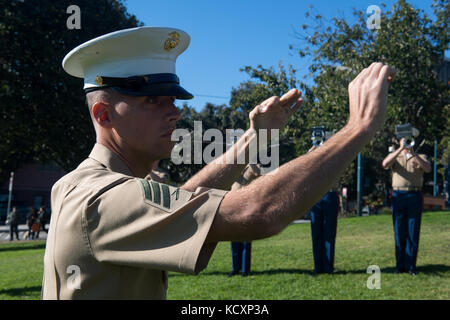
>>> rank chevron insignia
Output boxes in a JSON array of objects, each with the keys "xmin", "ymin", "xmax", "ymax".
[{"xmin": 138, "ymin": 178, "xmax": 171, "ymax": 209}]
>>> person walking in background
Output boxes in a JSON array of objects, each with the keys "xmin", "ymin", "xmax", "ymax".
[
  {"xmin": 26, "ymin": 207, "xmax": 38, "ymax": 240},
  {"xmin": 7, "ymin": 206, "xmax": 20, "ymax": 241},
  {"xmin": 36, "ymin": 205, "xmax": 49, "ymax": 238},
  {"xmin": 228, "ymin": 164, "xmax": 262, "ymax": 277}
]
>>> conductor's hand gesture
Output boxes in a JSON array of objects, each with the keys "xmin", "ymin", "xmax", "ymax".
[
  {"xmin": 249, "ymin": 88, "xmax": 303, "ymax": 132},
  {"xmin": 347, "ymin": 62, "xmax": 394, "ymax": 137}
]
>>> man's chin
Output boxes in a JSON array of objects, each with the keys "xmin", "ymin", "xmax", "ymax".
[{"xmin": 153, "ymin": 142, "xmax": 175, "ymax": 159}]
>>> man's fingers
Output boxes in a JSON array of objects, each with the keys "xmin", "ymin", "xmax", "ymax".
[
  {"xmin": 353, "ymin": 63, "xmax": 395, "ymax": 85},
  {"xmin": 258, "ymin": 96, "xmax": 279, "ymax": 113},
  {"xmin": 352, "ymin": 67, "xmax": 369, "ymax": 83},
  {"xmin": 259, "ymin": 89, "xmax": 301, "ymax": 113},
  {"xmin": 379, "ymin": 65, "xmax": 395, "ymax": 83},
  {"xmin": 279, "ymin": 88, "xmax": 301, "ymax": 106},
  {"xmin": 289, "ymin": 98, "xmax": 303, "ymax": 114},
  {"xmin": 280, "ymin": 89, "xmax": 302, "ymax": 116},
  {"xmin": 369, "ymin": 62, "xmax": 384, "ymax": 78}
]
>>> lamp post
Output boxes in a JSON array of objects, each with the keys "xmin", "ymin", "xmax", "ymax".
[
  {"xmin": 6, "ymin": 172, "xmax": 14, "ymax": 221},
  {"xmin": 357, "ymin": 153, "xmax": 363, "ymax": 216},
  {"xmin": 434, "ymin": 140, "xmax": 438, "ymax": 196}
]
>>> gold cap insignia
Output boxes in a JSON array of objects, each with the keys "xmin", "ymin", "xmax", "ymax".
[
  {"xmin": 164, "ymin": 32, "xmax": 180, "ymax": 51},
  {"xmin": 95, "ymin": 76, "xmax": 103, "ymax": 85}
]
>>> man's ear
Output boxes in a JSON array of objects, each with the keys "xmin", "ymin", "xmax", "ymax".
[{"xmin": 92, "ymin": 102, "xmax": 113, "ymax": 128}]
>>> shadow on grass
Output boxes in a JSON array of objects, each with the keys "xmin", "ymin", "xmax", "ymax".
[
  {"xmin": 170, "ymin": 269, "xmax": 316, "ymax": 277},
  {"xmin": 171, "ymin": 264, "xmax": 450, "ymax": 277},
  {"xmin": 0, "ymin": 242, "xmax": 46, "ymax": 253},
  {"xmin": 333, "ymin": 265, "xmax": 450, "ymax": 275},
  {"xmin": 416, "ymin": 264, "xmax": 450, "ymax": 275},
  {"xmin": 0, "ymin": 285, "xmax": 41, "ymax": 297}
]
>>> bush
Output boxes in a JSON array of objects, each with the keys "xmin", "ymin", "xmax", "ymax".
[{"xmin": 378, "ymin": 207, "xmax": 392, "ymax": 215}]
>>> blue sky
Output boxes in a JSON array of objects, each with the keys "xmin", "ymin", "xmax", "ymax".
[{"xmin": 124, "ymin": 0, "xmax": 439, "ymax": 111}]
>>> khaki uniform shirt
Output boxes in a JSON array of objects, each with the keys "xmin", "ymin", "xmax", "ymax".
[
  {"xmin": 42, "ymin": 143, "xmax": 227, "ymax": 299},
  {"xmin": 389, "ymin": 151, "xmax": 427, "ymax": 188}
]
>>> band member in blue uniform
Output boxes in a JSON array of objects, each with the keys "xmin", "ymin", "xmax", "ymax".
[
  {"xmin": 382, "ymin": 137, "xmax": 431, "ymax": 275},
  {"xmin": 307, "ymin": 132, "xmax": 340, "ymax": 275}
]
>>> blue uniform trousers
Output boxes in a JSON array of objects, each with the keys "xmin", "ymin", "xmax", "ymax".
[
  {"xmin": 309, "ymin": 191, "xmax": 339, "ymax": 274},
  {"xmin": 230, "ymin": 242, "xmax": 251, "ymax": 274},
  {"xmin": 391, "ymin": 190, "xmax": 422, "ymax": 273}
]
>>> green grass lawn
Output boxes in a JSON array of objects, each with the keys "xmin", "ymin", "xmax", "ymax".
[{"xmin": 0, "ymin": 211, "xmax": 449, "ymax": 300}]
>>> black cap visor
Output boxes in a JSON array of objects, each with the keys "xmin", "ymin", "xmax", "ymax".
[
  {"xmin": 111, "ymin": 82, "xmax": 193, "ymax": 100},
  {"xmin": 85, "ymin": 73, "xmax": 193, "ymax": 100}
]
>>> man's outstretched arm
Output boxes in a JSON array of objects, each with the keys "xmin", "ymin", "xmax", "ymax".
[
  {"xmin": 207, "ymin": 62, "xmax": 394, "ymax": 242},
  {"xmin": 181, "ymin": 89, "xmax": 303, "ymax": 192}
]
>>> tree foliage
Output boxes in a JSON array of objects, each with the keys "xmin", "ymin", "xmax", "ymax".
[
  {"xmin": 231, "ymin": 0, "xmax": 448, "ymax": 202},
  {"xmin": 289, "ymin": 0, "xmax": 448, "ymax": 199},
  {"xmin": 0, "ymin": 0, "xmax": 141, "ymax": 183},
  {"xmin": 1, "ymin": 0, "xmax": 448, "ymax": 202}
]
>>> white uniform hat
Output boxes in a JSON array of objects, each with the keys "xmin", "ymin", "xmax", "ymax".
[{"xmin": 62, "ymin": 26, "xmax": 193, "ymax": 99}]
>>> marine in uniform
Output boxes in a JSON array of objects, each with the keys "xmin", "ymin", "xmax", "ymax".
[
  {"xmin": 228, "ymin": 164, "xmax": 262, "ymax": 277},
  {"xmin": 307, "ymin": 145, "xmax": 340, "ymax": 274},
  {"xmin": 382, "ymin": 138, "xmax": 431, "ymax": 275},
  {"xmin": 42, "ymin": 26, "xmax": 394, "ymax": 299},
  {"xmin": 42, "ymin": 27, "xmax": 229, "ymax": 299}
]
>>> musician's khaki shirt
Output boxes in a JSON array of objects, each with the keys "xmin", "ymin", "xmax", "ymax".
[
  {"xmin": 42, "ymin": 143, "xmax": 226, "ymax": 299},
  {"xmin": 389, "ymin": 151, "xmax": 428, "ymax": 188}
]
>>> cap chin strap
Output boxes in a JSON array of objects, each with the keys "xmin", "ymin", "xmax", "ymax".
[
  {"xmin": 93, "ymin": 73, "xmax": 180, "ymax": 88},
  {"xmin": 84, "ymin": 73, "xmax": 193, "ymax": 99}
]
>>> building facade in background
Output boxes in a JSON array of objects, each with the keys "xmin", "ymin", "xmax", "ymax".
[{"xmin": 0, "ymin": 163, "xmax": 66, "ymax": 221}]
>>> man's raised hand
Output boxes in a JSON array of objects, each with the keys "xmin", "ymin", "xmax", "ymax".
[
  {"xmin": 249, "ymin": 88, "xmax": 303, "ymax": 132},
  {"xmin": 347, "ymin": 62, "xmax": 394, "ymax": 137}
]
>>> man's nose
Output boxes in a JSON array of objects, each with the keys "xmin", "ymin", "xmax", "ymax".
[{"xmin": 166, "ymin": 102, "xmax": 181, "ymax": 123}]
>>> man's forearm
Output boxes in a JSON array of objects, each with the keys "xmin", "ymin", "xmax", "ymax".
[
  {"xmin": 209, "ymin": 123, "xmax": 373, "ymax": 242},
  {"xmin": 181, "ymin": 128, "xmax": 258, "ymax": 191},
  {"xmin": 207, "ymin": 62, "xmax": 394, "ymax": 242},
  {"xmin": 382, "ymin": 147, "xmax": 402, "ymax": 168},
  {"xmin": 231, "ymin": 123, "xmax": 372, "ymax": 238}
]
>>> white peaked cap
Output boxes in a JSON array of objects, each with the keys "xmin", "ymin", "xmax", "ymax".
[{"xmin": 62, "ymin": 26, "xmax": 193, "ymax": 99}]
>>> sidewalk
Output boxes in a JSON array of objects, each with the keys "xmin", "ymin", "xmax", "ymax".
[
  {"xmin": 0, "ymin": 224, "xmax": 49, "ymax": 242},
  {"xmin": 292, "ymin": 219, "xmax": 310, "ymax": 224}
]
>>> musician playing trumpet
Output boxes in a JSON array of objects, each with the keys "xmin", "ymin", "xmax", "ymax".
[{"xmin": 382, "ymin": 136, "xmax": 431, "ymax": 276}]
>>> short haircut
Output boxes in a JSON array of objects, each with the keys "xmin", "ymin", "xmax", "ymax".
[{"xmin": 85, "ymin": 88, "xmax": 115, "ymax": 111}]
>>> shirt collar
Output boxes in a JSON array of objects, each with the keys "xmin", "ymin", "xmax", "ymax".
[
  {"xmin": 88, "ymin": 143, "xmax": 134, "ymax": 176},
  {"xmin": 401, "ymin": 150, "xmax": 414, "ymax": 161}
]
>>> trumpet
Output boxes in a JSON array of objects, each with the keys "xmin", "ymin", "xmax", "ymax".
[
  {"xmin": 311, "ymin": 126, "xmax": 334, "ymax": 147},
  {"xmin": 395, "ymin": 123, "xmax": 419, "ymax": 150},
  {"xmin": 312, "ymin": 136, "xmax": 325, "ymax": 147},
  {"xmin": 403, "ymin": 136, "xmax": 415, "ymax": 149}
]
